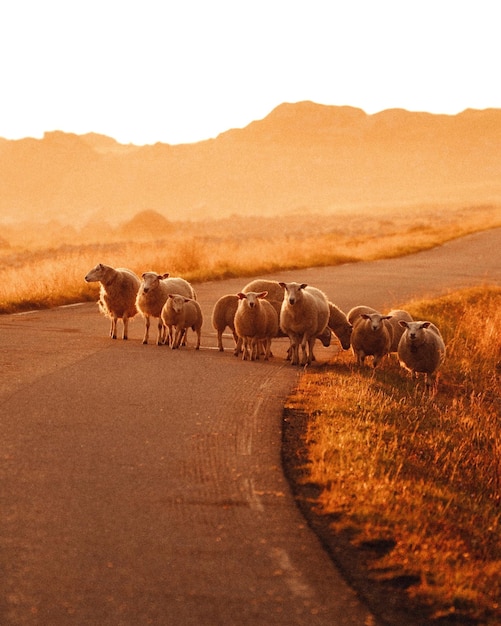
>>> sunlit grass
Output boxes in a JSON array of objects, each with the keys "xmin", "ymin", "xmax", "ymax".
[
  {"xmin": 1, "ymin": 202, "xmax": 500, "ymax": 314},
  {"xmin": 285, "ymin": 286, "xmax": 501, "ymax": 623}
]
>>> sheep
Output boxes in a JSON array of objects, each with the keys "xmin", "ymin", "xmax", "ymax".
[
  {"xmin": 84, "ymin": 263, "xmax": 141, "ymax": 340},
  {"xmin": 328, "ymin": 301, "xmax": 352, "ymax": 350},
  {"xmin": 386, "ymin": 309, "xmax": 414, "ymax": 352},
  {"xmin": 211, "ymin": 294, "xmax": 239, "ymax": 351},
  {"xmin": 243, "ymin": 279, "xmax": 342, "ymax": 355},
  {"xmin": 136, "ymin": 272, "xmax": 196, "ymax": 345},
  {"xmin": 279, "ymin": 282, "xmax": 329, "ymax": 366},
  {"xmin": 234, "ymin": 291, "xmax": 279, "ymax": 361},
  {"xmin": 350, "ymin": 310, "xmax": 394, "ymax": 367},
  {"xmin": 397, "ymin": 320, "xmax": 446, "ymax": 386},
  {"xmin": 161, "ymin": 294, "xmax": 203, "ymax": 350}
]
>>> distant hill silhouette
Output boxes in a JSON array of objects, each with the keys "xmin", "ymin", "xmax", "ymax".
[{"xmin": 1, "ymin": 102, "xmax": 500, "ymax": 225}]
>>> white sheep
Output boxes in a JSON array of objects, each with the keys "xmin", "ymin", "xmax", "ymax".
[
  {"xmin": 84, "ymin": 263, "xmax": 141, "ymax": 340},
  {"xmin": 386, "ymin": 309, "xmax": 414, "ymax": 352},
  {"xmin": 136, "ymin": 272, "xmax": 196, "ymax": 345},
  {"xmin": 279, "ymin": 282, "xmax": 330, "ymax": 366},
  {"xmin": 161, "ymin": 294, "xmax": 203, "ymax": 350},
  {"xmin": 211, "ymin": 294, "xmax": 239, "ymax": 351},
  {"xmin": 328, "ymin": 301, "xmax": 352, "ymax": 350},
  {"xmin": 234, "ymin": 291, "xmax": 279, "ymax": 361},
  {"xmin": 397, "ymin": 320, "xmax": 446, "ymax": 386},
  {"xmin": 350, "ymin": 310, "xmax": 394, "ymax": 367}
]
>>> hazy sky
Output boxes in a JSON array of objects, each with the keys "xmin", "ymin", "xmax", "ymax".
[{"xmin": 1, "ymin": 1, "xmax": 499, "ymax": 145}]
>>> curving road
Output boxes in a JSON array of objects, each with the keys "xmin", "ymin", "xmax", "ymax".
[{"xmin": 1, "ymin": 228, "xmax": 500, "ymax": 625}]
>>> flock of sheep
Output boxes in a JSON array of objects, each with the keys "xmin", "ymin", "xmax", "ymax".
[{"xmin": 84, "ymin": 263, "xmax": 446, "ymax": 386}]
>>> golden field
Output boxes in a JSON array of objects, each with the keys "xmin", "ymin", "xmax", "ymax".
[{"xmin": 0, "ymin": 202, "xmax": 499, "ymax": 314}]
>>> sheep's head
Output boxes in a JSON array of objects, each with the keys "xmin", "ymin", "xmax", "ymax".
[
  {"xmin": 85, "ymin": 262, "xmax": 109, "ymax": 283},
  {"xmin": 399, "ymin": 320, "xmax": 431, "ymax": 344},
  {"xmin": 279, "ymin": 282, "xmax": 307, "ymax": 305},
  {"xmin": 361, "ymin": 313, "xmax": 392, "ymax": 331},
  {"xmin": 141, "ymin": 272, "xmax": 168, "ymax": 293},
  {"xmin": 167, "ymin": 293, "xmax": 189, "ymax": 313},
  {"xmin": 237, "ymin": 291, "xmax": 267, "ymax": 308}
]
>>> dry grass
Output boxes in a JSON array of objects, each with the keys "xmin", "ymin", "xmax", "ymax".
[
  {"xmin": 1, "ymin": 202, "xmax": 500, "ymax": 314},
  {"xmin": 285, "ymin": 286, "xmax": 501, "ymax": 624}
]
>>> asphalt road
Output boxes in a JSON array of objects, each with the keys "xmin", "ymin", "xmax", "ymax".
[{"xmin": 1, "ymin": 228, "xmax": 500, "ymax": 625}]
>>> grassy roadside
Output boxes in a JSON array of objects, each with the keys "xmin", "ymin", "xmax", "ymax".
[{"xmin": 283, "ymin": 286, "xmax": 501, "ymax": 625}]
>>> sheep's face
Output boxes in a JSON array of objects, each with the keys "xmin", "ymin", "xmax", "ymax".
[
  {"xmin": 237, "ymin": 291, "xmax": 267, "ymax": 309},
  {"xmin": 279, "ymin": 282, "xmax": 307, "ymax": 306},
  {"xmin": 168, "ymin": 294, "xmax": 187, "ymax": 313},
  {"xmin": 140, "ymin": 272, "xmax": 163, "ymax": 294},
  {"xmin": 85, "ymin": 263, "xmax": 108, "ymax": 283},
  {"xmin": 399, "ymin": 320, "xmax": 431, "ymax": 344},
  {"xmin": 362, "ymin": 313, "xmax": 392, "ymax": 332}
]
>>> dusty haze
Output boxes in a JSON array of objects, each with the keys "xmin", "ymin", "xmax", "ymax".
[{"xmin": 1, "ymin": 101, "xmax": 500, "ymax": 230}]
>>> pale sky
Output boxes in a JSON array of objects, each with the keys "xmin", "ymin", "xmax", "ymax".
[{"xmin": 1, "ymin": 0, "xmax": 499, "ymax": 145}]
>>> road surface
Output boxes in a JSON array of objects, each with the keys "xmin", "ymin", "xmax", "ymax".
[{"xmin": 1, "ymin": 228, "xmax": 500, "ymax": 625}]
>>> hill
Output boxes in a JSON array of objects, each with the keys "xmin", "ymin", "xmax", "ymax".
[{"xmin": 1, "ymin": 102, "xmax": 500, "ymax": 225}]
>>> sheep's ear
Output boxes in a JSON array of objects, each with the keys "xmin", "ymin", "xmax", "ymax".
[
  {"xmin": 300, "ymin": 283, "xmax": 308, "ymax": 290},
  {"xmin": 382, "ymin": 315, "xmax": 392, "ymax": 320},
  {"xmin": 257, "ymin": 291, "xmax": 268, "ymax": 299},
  {"xmin": 398, "ymin": 320, "xmax": 410, "ymax": 328},
  {"xmin": 421, "ymin": 321, "xmax": 431, "ymax": 328},
  {"xmin": 161, "ymin": 273, "xmax": 170, "ymax": 279},
  {"xmin": 279, "ymin": 282, "xmax": 286, "ymax": 289},
  {"xmin": 168, "ymin": 294, "xmax": 174, "ymax": 299},
  {"xmin": 184, "ymin": 298, "xmax": 190, "ymax": 303},
  {"xmin": 361, "ymin": 313, "xmax": 370, "ymax": 319},
  {"xmin": 237, "ymin": 292, "xmax": 246, "ymax": 300},
  {"xmin": 141, "ymin": 272, "xmax": 147, "ymax": 279}
]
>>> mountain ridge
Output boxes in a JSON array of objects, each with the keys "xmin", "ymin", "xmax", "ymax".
[{"xmin": 1, "ymin": 101, "xmax": 500, "ymax": 224}]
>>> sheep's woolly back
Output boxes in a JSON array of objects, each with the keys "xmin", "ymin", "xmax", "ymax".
[
  {"xmin": 211, "ymin": 294, "xmax": 239, "ymax": 332},
  {"xmin": 211, "ymin": 294, "xmax": 239, "ymax": 351},
  {"xmin": 243, "ymin": 279, "xmax": 284, "ymax": 303},
  {"xmin": 397, "ymin": 320, "xmax": 446, "ymax": 376},
  {"xmin": 328, "ymin": 301, "xmax": 352, "ymax": 350},
  {"xmin": 386, "ymin": 309, "xmax": 414, "ymax": 352},
  {"xmin": 347, "ymin": 305, "xmax": 378, "ymax": 326}
]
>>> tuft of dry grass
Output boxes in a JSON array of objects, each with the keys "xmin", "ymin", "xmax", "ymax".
[{"xmin": 285, "ymin": 286, "xmax": 501, "ymax": 624}]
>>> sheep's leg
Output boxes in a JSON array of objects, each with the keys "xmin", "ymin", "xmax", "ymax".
[
  {"xmin": 306, "ymin": 336, "xmax": 316, "ymax": 365},
  {"xmin": 289, "ymin": 335, "xmax": 300, "ymax": 365},
  {"xmin": 234, "ymin": 336, "xmax": 243, "ymax": 357},
  {"xmin": 217, "ymin": 331, "xmax": 224, "ymax": 351},
  {"xmin": 195, "ymin": 328, "xmax": 201, "ymax": 350},
  {"xmin": 156, "ymin": 319, "xmax": 164, "ymax": 346},
  {"xmin": 263, "ymin": 338, "xmax": 272, "ymax": 361},
  {"xmin": 122, "ymin": 314, "xmax": 129, "ymax": 340},
  {"xmin": 172, "ymin": 327, "xmax": 182, "ymax": 349},
  {"xmin": 300, "ymin": 333, "xmax": 310, "ymax": 366},
  {"xmin": 142, "ymin": 316, "xmax": 150, "ymax": 344},
  {"xmin": 110, "ymin": 316, "xmax": 118, "ymax": 339},
  {"xmin": 242, "ymin": 337, "xmax": 250, "ymax": 361}
]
